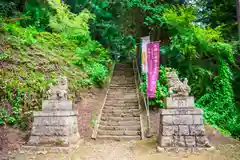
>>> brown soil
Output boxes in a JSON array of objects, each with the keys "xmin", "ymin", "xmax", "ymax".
[{"xmin": 75, "ymin": 87, "xmax": 107, "ymax": 138}]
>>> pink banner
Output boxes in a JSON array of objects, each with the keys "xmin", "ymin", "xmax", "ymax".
[{"xmin": 147, "ymin": 42, "xmax": 160, "ymax": 98}]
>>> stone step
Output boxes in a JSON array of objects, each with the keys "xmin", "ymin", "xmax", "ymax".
[
  {"xmin": 111, "ymin": 79, "xmax": 135, "ymax": 81},
  {"xmin": 110, "ymin": 82, "xmax": 135, "ymax": 85},
  {"xmin": 108, "ymin": 87, "xmax": 136, "ymax": 89},
  {"xmin": 114, "ymin": 66, "xmax": 133, "ymax": 70},
  {"xmin": 113, "ymin": 73, "xmax": 134, "ymax": 75},
  {"xmin": 111, "ymin": 79, "xmax": 135, "ymax": 84},
  {"xmin": 112, "ymin": 72, "xmax": 134, "ymax": 75},
  {"xmin": 106, "ymin": 97, "xmax": 138, "ymax": 101},
  {"xmin": 107, "ymin": 93, "xmax": 136, "ymax": 96},
  {"xmin": 104, "ymin": 102, "xmax": 138, "ymax": 105},
  {"xmin": 112, "ymin": 75, "xmax": 134, "ymax": 77},
  {"xmin": 101, "ymin": 116, "xmax": 140, "ymax": 122},
  {"xmin": 109, "ymin": 83, "xmax": 136, "ymax": 88},
  {"xmin": 104, "ymin": 106, "xmax": 139, "ymax": 110},
  {"xmin": 102, "ymin": 112, "xmax": 140, "ymax": 118},
  {"xmin": 112, "ymin": 76, "xmax": 134, "ymax": 79},
  {"xmin": 99, "ymin": 125, "xmax": 141, "ymax": 131},
  {"xmin": 102, "ymin": 108, "xmax": 139, "ymax": 114},
  {"xmin": 105, "ymin": 100, "xmax": 138, "ymax": 105},
  {"xmin": 111, "ymin": 79, "xmax": 135, "ymax": 85},
  {"xmin": 108, "ymin": 89, "xmax": 136, "ymax": 92},
  {"xmin": 110, "ymin": 84, "xmax": 136, "ymax": 87},
  {"xmin": 113, "ymin": 69, "xmax": 133, "ymax": 72},
  {"xmin": 115, "ymin": 64, "xmax": 133, "ymax": 67},
  {"xmin": 98, "ymin": 130, "xmax": 141, "ymax": 136},
  {"xmin": 100, "ymin": 120, "xmax": 140, "ymax": 126},
  {"xmin": 97, "ymin": 135, "xmax": 141, "ymax": 140}
]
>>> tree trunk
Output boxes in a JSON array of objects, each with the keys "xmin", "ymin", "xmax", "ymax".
[{"xmin": 237, "ymin": 0, "xmax": 240, "ymax": 40}]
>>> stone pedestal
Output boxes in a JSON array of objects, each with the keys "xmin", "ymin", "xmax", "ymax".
[
  {"xmin": 157, "ymin": 96, "xmax": 211, "ymax": 151},
  {"xmin": 22, "ymin": 100, "xmax": 82, "ymax": 152},
  {"xmin": 27, "ymin": 100, "xmax": 81, "ymax": 147},
  {"xmin": 22, "ymin": 77, "xmax": 82, "ymax": 153}
]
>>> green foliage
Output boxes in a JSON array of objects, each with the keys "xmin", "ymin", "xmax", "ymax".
[
  {"xmin": 85, "ymin": 63, "xmax": 108, "ymax": 87},
  {"xmin": 21, "ymin": 1, "xmax": 51, "ymax": 31},
  {"xmin": 0, "ymin": 1, "xmax": 18, "ymax": 16},
  {"xmin": 197, "ymin": 61, "xmax": 240, "ymax": 138},
  {"xmin": 4, "ymin": 23, "xmax": 38, "ymax": 46},
  {"xmin": 0, "ymin": 1, "xmax": 111, "ymax": 129},
  {"xmin": 48, "ymin": 0, "xmax": 95, "ymax": 41},
  {"xmin": 70, "ymin": 0, "xmax": 136, "ymax": 60},
  {"xmin": 129, "ymin": 1, "xmax": 239, "ymax": 138},
  {"xmin": 194, "ymin": 0, "xmax": 237, "ymax": 40},
  {"xmin": 140, "ymin": 66, "xmax": 169, "ymax": 108},
  {"xmin": 161, "ymin": 6, "xmax": 239, "ymax": 138},
  {"xmin": 0, "ymin": 87, "xmax": 21, "ymax": 126}
]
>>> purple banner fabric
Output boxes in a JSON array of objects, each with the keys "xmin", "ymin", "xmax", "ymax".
[{"xmin": 147, "ymin": 42, "xmax": 160, "ymax": 98}]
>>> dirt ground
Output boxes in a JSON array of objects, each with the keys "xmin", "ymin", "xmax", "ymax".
[{"xmin": 1, "ymin": 88, "xmax": 240, "ymax": 160}]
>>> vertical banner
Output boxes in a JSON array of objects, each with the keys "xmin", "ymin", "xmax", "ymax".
[
  {"xmin": 147, "ymin": 42, "xmax": 160, "ymax": 98},
  {"xmin": 141, "ymin": 36, "xmax": 150, "ymax": 73}
]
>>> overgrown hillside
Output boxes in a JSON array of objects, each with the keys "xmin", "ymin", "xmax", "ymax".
[{"xmin": 0, "ymin": 1, "xmax": 113, "ymax": 129}]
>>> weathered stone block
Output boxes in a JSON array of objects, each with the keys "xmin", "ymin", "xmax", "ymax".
[
  {"xmin": 174, "ymin": 136, "xmax": 185, "ymax": 147},
  {"xmin": 166, "ymin": 96, "xmax": 194, "ymax": 108},
  {"xmin": 32, "ymin": 116, "xmax": 77, "ymax": 126},
  {"xmin": 185, "ymin": 136, "xmax": 195, "ymax": 147},
  {"xmin": 160, "ymin": 136, "xmax": 174, "ymax": 147},
  {"xmin": 179, "ymin": 125, "xmax": 189, "ymax": 135},
  {"xmin": 33, "ymin": 110, "xmax": 78, "ymax": 117},
  {"xmin": 160, "ymin": 108, "xmax": 202, "ymax": 115},
  {"xmin": 189, "ymin": 125, "xmax": 205, "ymax": 136},
  {"xmin": 42, "ymin": 100, "xmax": 73, "ymax": 111},
  {"xmin": 27, "ymin": 134, "xmax": 80, "ymax": 146},
  {"xmin": 193, "ymin": 115, "xmax": 203, "ymax": 124},
  {"xmin": 31, "ymin": 125, "xmax": 78, "ymax": 136},
  {"xmin": 196, "ymin": 136, "xmax": 211, "ymax": 147},
  {"xmin": 172, "ymin": 115, "xmax": 193, "ymax": 125},
  {"xmin": 27, "ymin": 136, "xmax": 40, "ymax": 145},
  {"xmin": 157, "ymin": 98, "xmax": 211, "ymax": 149},
  {"xmin": 26, "ymin": 76, "xmax": 82, "ymax": 148},
  {"xmin": 162, "ymin": 126, "xmax": 178, "ymax": 136},
  {"xmin": 162, "ymin": 115, "xmax": 173, "ymax": 125}
]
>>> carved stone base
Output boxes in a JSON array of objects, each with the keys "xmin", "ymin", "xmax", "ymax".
[
  {"xmin": 27, "ymin": 108, "xmax": 81, "ymax": 147},
  {"xmin": 21, "ymin": 139, "xmax": 83, "ymax": 154},
  {"xmin": 157, "ymin": 107, "xmax": 211, "ymax": 150}
]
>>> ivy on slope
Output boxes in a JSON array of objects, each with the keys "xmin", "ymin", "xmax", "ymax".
[{"xmin": 0, "ymin": 1, "xmax": 111, "ymax": 128}]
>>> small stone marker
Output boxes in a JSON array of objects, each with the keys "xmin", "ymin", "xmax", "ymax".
[
  {"xmin": 157, "ymin": 71, "xmax": 212, "ymax": 152},
  {"xmin": 24, "ymin": 76, "xmax": 82, "ymax": 152}
]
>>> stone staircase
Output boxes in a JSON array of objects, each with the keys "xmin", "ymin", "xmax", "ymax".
[{"xmin": 96, "ymin": 63, "xmax": 142, "ymax": 140}]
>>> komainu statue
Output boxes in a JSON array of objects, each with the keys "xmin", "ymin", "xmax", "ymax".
[
  {"xmin": 47, "ymin": 76, "xmax": 68, "ymax": 100},
  {"xmin": 166, "ymin": 71, "xmax": 190, "ymax": 97}
]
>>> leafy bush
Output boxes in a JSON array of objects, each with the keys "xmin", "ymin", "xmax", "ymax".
[
  {"xmin": 140, "ymin": 66, "xmax": 169, "ymax": 108},
  {"xmin": 0, "ymin": 1, "xmax": 111, "ymax": 129},
  {"xmin": 130, "ymin": 1, "xmax": 239, "ymax": 138},
  {"xmin": 48, "ymin": 0, "xmax": 95, "ymax": 41},
  {"xmin": 161, "ymin": 5, "xmax": 239, "ymax": 138},
  {"xmin": 85, "ymin": 63, "xmax": 108, "ymax": 87},
  {"xmin": 20, "ymin": 1, "xmax": 51, "ymax": 31}
]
